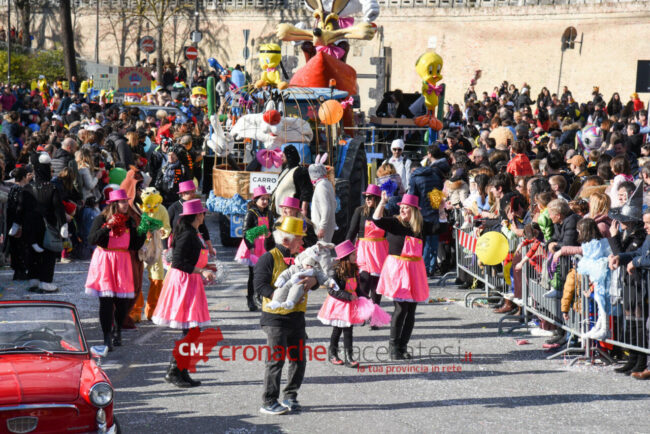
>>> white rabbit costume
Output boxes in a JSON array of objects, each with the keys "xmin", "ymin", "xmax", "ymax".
[{"xmin": 309, "ymin": 154, "xmax": 337, "ymax": 243}]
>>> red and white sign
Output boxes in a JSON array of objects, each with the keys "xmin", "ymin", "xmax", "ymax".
[
  {"xmin": 184, "ymin": 46, "xmax": 198, "ymax": 60},
  {"xmin": 458, "ymin": 229, "xmax": 477, "ymax": 253},
  {"xmin": 139, "ymin": 36, "xmax": 156, "ymax": 54}
]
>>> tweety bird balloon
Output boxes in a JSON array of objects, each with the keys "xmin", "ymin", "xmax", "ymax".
[
  {"xmin": 414, "ymin": 51, "xmax": 444, "ymax": 131},
  {"xmin": 255, "ymin": 43, "xmax": 288, "ymax": 90}
]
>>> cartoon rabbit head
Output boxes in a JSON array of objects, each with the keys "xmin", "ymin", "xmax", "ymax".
[{"xmin": 308, "ymin": 153, "xmax": 329, "ymax": 181}]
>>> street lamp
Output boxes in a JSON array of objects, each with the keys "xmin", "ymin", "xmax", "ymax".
[{"xmin": 557, "ymin": 27, "xmax": 583, "ymax": 95}]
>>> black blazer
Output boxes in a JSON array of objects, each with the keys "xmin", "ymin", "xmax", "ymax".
[
  {"xmin": 171, "ymin": 228, "xmax": 203, "ymax": 273},
  {"xmin": 88, "ymin": 213, "xmax": 146, "ymax": 252}
]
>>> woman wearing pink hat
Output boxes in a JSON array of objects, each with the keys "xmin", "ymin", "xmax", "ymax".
[
  {"xmin": 346, "ymin": 184, "xmax": 389, "ymax": 316},
  {"xmin": 373, "ymin": 191, "xmax": 429, "ymax": 360},
  {"xmin": 317, "ymin": 240, "xmax": 390, "ymax": 367},
  {"xmin": 265, "ymin": 196, "xmax": 317, "ymax": 251},
  {"xmin": 167, "ymin": 179, "xmax": 216, "ymax": 256},
  {"xmin": 85, "ymin": 189, "xmax": 147, "ymax": 352},
  {"xmin": 152, "ymin": 198, "xmax": 215, "ymax": 388},
  {"xmin": 234, "ymin": 186, "xmax": 275, "ymax": 311}
]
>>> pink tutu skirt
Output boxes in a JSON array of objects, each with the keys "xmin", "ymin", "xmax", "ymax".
[
  {"xmin": 85, "ymin": 248, "xmax": 134, "ymax": 298},
  {"xmin": 152, "ymin": 268, "xmax": 211, "ymax": 329},
  {"xmin": 318, "ymin": 296, "xmax": 391, "ymax": 328},
  {"xmin": 234, "ymin": 238, "xmax": 265, "ymax": 266},
  {"xmin": 357, "ymin": 238, "xmax": 389, "ymax": 275},
  {"xmin": 376, "ymin": 255, "xmax": 429, "ymax": 302}
]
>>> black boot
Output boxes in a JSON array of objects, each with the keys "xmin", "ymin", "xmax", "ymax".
[
  {"xmin": 628, "ymin": 352, "xmax": 648, "ymax": 376},
  {"xmin": 389, "ymin": 341, "xmax": 403, "ymax": 361},
  {"xmin": 398, "ymin": 343, "xmax": 413, "ymax": 360},
  {"xmin": 328, "ymin": 346, "xmax": 343, "ymax": 365},
  {"xmin": 614, "ymin": 352, "xmax": 638, "ymax": 373},
  {"xmin": 165, "ymin": 359, "xmax": 191, "ymax": 388},
  {"xmin": 344, "ymin": 348, "xmax": 359, "ymax": 368},
  {"xmin": 180, "ymin": 369, "xmax": 201, "ymax": 387},
  {"xmin": 246, "ymin": 296, "xmax": 258, "ymax": 312},
  {"xmin": 112, "ymin": 327, "xmax": 122, "ymax": 347},
  {"xmin": 103, "ymin": 333, "xmax": 114, "ymax": 352}
]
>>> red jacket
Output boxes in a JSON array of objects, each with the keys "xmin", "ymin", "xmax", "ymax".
[{"xmin": 506, "ymin": 153, "xmax": 534, "ymax": 177}]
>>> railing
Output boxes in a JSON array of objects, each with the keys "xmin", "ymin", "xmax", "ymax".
[
  {"xmin": 3, "ymin": 0, "xmax": 647, "ymax": 10},
  {"xmin": 445, "ymin": 209, "xmax": 650, "ymax": 364}
]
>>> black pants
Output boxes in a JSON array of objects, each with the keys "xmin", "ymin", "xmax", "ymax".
[
  {"xmin": 9, "ymin": 236, "xmax": 30, "ymax": 279},
  {"xmin": 330, "ymin": 326, "xmax": 353, "ymax": 351},
  {"xmin": 98, "ymin": 297, "xmax": 131, "ymax": 335},
  {"xmin": 28, "ymin": 249, "xmax": 58, "ymax": 283},
  {"xmin": 247, "ymin": 267, "xmax": 255, "ymax": 301},
  {"xmin": 390, "ymin": 301, "xmax": 417, "ymax": 350},
  {"xmin": 359, "ymin": 271, "xmax": 382, "ymax": 305},
  {"xmin": 262, "ymin": 325, "xmax": 307, "ymax": 406}
]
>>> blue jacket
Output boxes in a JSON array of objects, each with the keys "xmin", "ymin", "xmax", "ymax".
[
  {"xmin": 408, "ymin": 158, "xmax": 449, "ymax": 223},
  {"xmin": 619, "ymin": 234, "xmax": 650, "ymax": 269}
]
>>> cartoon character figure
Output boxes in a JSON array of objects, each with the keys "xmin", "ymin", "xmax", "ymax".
[
  {"xmin": 576, "ymin": 125, "xmax": 603, "ymax": 153},
  {"xmin": 190, "ymin": 86, "xmax": 208, "ymax": 108},
  {"xmin": 255, "ymin": 43, "xmax": 288, "ymax": 90},
  {"xmin": 230, "ymin": 109, "xmax": 313, "ymax": 150},
  {"xmin": 414, "ymin": 51, "xmax": 444, "ymax": 131},
  {"xmin": 276, "ymin": 0, "xmax": 377, "ymax": 63},
  {"xmin": 205, "ymin": 114, "xmax": 235, "ymax": 157}
]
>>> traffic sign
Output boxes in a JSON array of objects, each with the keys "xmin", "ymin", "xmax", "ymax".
[
  {"xmin": 243, "ymin": 46, "xmax": 250, "ymax": 60},
  {"xmin": 190, "ymin": 31, "xmax": 202, "ymax": 43},
  {"xmin": 185, "ymin": 46, "xmax": 198, "ymax": 61},
  {"xmin": 243, "ymin": 29, "xmax": 250, "ymax": 45},
  {"xmin": 139, "ymin": 36, "xmax": 156, "ymax": 54}
]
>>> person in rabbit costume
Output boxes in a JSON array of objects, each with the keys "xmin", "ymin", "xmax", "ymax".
[
  {"xmin": 267, "ymin": 241, "xmax": 338, "ymax": 310},
  {"xmin": 309, "ymin": 154, "xmax": 337, "ymax": 242}
]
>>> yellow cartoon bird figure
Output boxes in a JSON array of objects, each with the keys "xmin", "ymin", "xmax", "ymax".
[
  {"xmin": 414, "ymin": 51, "xmax": 444, "ymax": 131},
  {"xmin": 255, "ymin": 43, "xmax": 288, "ymax": 90}
]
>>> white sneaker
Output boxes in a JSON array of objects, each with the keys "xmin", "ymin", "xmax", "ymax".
[
  {"xmin": 60, "ymin": 257, "xmax": 72, "ymax": 264},
  {"xmin": 39, "ymin": 282, "xmax": 58, "ymax": 293},
  {"xmin": 543, "ymin": 290, "xmax": 559, "ymax": 298}
]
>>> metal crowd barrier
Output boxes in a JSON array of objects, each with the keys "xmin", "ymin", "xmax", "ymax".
[{"xmin": 450, "ymin": 219, "xmax": 650, "ymax": 363}]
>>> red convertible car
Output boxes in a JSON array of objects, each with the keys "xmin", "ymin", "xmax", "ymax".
[{"xmin": 0, "ymin": 300, "xmax": 118, "ymax": 433}]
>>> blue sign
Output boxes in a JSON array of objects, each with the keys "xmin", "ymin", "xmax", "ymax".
[{"xmin": 230, "ymin": 214, "xmax": 244, "ymax": 238}]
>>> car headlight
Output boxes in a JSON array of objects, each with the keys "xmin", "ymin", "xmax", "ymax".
[{"xmin": 89, "ymin": 382, "xmax": 113, "ymax": 408}]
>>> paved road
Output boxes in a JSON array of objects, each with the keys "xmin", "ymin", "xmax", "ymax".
[{"xmin": 2, "ymin": 213, "xmax": 650, "ymax": 433}]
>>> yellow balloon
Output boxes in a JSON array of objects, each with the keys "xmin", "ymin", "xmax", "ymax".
[
  {"xmin": 475, "ymin": 231, "xmax": 509, "ymax": 266},
  {"xmin": 318, "ymin": 99, "xmax": 344, "ymax": 125}
]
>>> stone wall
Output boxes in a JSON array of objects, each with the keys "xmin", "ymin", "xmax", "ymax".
[{"xmin": 22, "ymin": 2, "xmax": 650, "ymax": 112}]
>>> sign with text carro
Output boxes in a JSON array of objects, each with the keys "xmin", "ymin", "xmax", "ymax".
[
  {"xmin": 249, "ymin": 172, "xmax": 279, "ymax": 194},
  {"xmin": 117, "ymin": 67, "xmax": 152, "ymax": 95}
]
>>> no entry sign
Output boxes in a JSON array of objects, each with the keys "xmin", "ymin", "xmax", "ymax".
[
  {"xmin": 139, "ymin": 36, "xmax": 156, "ymax": 54},
  {"xmin": 185, "ymin": 46, "xmax": 198, "ymax": 60}
]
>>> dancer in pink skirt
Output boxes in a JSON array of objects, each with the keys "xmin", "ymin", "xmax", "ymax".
[
  {"xmin": 234, "ymin": 186, "xmax": 274, "ymax": 311},
  {"xmin": 85, "ymin": 189, "xmax": 146, "ymax": 351},
  {"xmin": 373, "ymin": 191, "xmax": 429, "ymax": 360},
  {"xmin": 346, "ymin": 184, "xmax": 389, "ymax": 316},
  {"xmin": 153, "ymin": 199, "xmax": 215, "ymax": 388},
  {"xmin": 318, "ymin": 241, "xmax": 391, "ymax": 368}
]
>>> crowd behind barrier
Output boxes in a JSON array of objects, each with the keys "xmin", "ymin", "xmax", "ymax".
[{"xmin": 445, "ymin": 210, "xmax": 650, "ymax": 364}]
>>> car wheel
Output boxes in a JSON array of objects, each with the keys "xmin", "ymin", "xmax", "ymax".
[{"xmin": 113, "ymin": 415, "xmax": 121, "ymax": 434}]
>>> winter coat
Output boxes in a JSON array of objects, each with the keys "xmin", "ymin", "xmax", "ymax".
[
  {"xmin": 619, "ymin": 234, "xmax": 650, "ymax": 269},
  {"xmin": 561, "ymin": 269, "xmax": 582, "ymax": 314},
  {"xmin": 608, "ymin": 225, "xmax": 646, "ymax": 255},
  {"xmin": 551, "ymin": 212, "xmax": 580, "ymax": 250},
  {"xmin": 77, "ymin": 166, "xmax": 100, "ymax": 201},
  {"xmin": 408, "ymin": 158, "xmax": 448, "ymax": 223},
  {"xmin": 50, "ymin": 148, "xmax": 76, "ymax": 178},
  {"xmin": 311, "ymin": 178, "xmax": 336, "ymax": 242},
  {"xmin": 107, "ymin": 132, "xmax": 133, "ymax": 168}
]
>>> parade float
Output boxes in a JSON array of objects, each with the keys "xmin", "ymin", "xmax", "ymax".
[{"xmin": 204, "ymin": 0, "xmax": 379, "ymax": 246}]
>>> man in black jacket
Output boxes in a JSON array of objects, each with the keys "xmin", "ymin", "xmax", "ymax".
[
  {"xmin": 107, "ymin": 121, "xmax": 133, "ymax": 168},
  {"xmin": 50, "ymin": 137, "xmax": 78, "ymax": 179},
  {"xmin": 253, "ymin": 217, "xmax": 317, "ymax": 415}
]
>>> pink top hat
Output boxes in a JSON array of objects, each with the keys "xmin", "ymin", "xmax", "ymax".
[
  {"xmin": 253, "ymin": 186, "xmax": 270, "ymax": 199},
  {"xmin": 106, "ymin": 189, "xmax": 131, "ymax": 203},
  {"xmin": 178, "ymin": 180, "xmax": 196, "ymax": 194},
  {"xmin": 180, "ymin": 198, "xmax": 208, "ymax": 216},
  {"xmin": 398, "ymin": 194, "xmax": 420, "ymax": 209},
  {"xmin": 335, "ymin": 240, "xmax": 356, "ymax": 260},
  {"xmin": 280, "ymin": 196, "xmax": 301, "ymax": 210},
  {"xmin": 363, "ymin": 184, "xmax": 381, "ymax": 197}
]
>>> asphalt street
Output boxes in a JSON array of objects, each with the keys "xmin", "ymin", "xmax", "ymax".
[{"xmin": 2, "ymin": 212, "xmax": 650, "ymax": 433}]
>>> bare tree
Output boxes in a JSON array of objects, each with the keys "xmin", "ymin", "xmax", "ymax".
[
  {"xmin": 141, "ymin": 0, "xmax": 192, "ymax": 83},
  {"xmin": 60, "ymin": 0, "xmax": 77, "ymax": 80},
  {"xmin": 15, "ymin": 0, "xmax": 31, "ymax": 47},
  {"xmin": 101, "ymin": 0, "xmax": 140, "ymax": 66}
]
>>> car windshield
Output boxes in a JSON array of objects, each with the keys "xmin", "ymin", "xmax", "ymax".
[{"xmin": 0, "ymin": 305, "xmax": 86, "ymax": 353}]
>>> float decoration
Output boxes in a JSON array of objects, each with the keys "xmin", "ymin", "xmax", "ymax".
[
  {"xmin": 255, "ymin": 43, "xmax": 288, "ymax": 90},
  {"xmin": 230, "ymin": 108, "xmax": 314, "ymax": 150},
  {"xmin": 576, "ymin": 125, "xmax": 603, "ymax": 153},
  {"xmin": 414, "ymin": 51, "xmax": 444, "ymax": 131}
]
